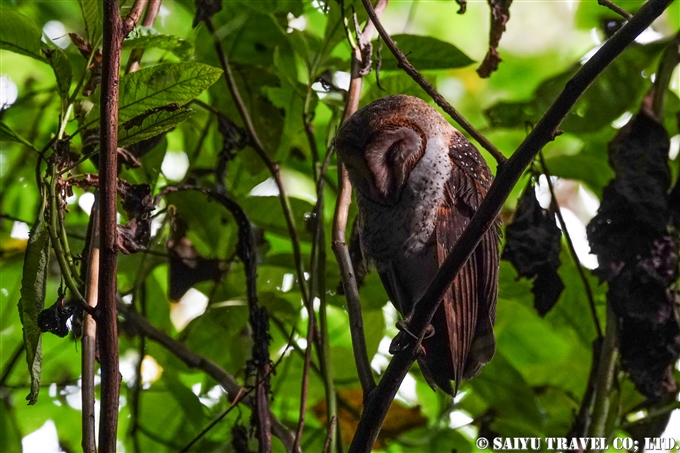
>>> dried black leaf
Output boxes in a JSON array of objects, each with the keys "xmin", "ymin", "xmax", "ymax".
[
  {"xmin": 587, "ymin": 112, "xmax": 671, "ymax": 281},
  {"xmin": 117, "ymin": 182, "xmax": 154, "ymax": 254},
  {"xmin": 38, "ymin": 297, "xmax": 77, "ymax": 338},
  {"xmin": 502, "ymin": 180, "xmax": 564, "ymax": 316},
  {"xmin": 477, "ymin": 0, "xmax": 513, "ymax": 78},
  {"xmin": 587, "ymin": 109, "xmax": 680, "ymax": 399},
  {"xmin": 455, "ymin": 0, "xmax": 467, "ymax": 14},
  {"xmin": 231, "ymin": 422, "xmax": 254, "ymax": 453}
]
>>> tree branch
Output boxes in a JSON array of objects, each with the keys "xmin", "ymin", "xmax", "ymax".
[
  {"xmin": 160, "ymin": 185, "xmax": 273, "ymax": 452},
  {"xmin": 204, "ymin": 19, "xmax": 311, "ymax": 308},
  {"xmin": 99, "ymin": 0, "xmax": 124, "ymax": 449},
  {"xmin": 116, "ymin": 301, "xmax": 298, "ymax": 453},
  {"xmin": 125, "ymin": 0, "xmax": 162, "ymax": 73},
  {"xmin": 360, "ymin": 0, "xmax": 506, "ymax": 165},
  {"xmin": 597, "ymin": 0, "xmax": 633, "ymax": 20},
  {"xmin": 122, "ymin": 0, "xmax": 149, "ymax": 35},
  {"xmin": 539, "ymin": 154, "xmax": 602, "ymax": 338},
  {"xmin": 347, "ymin": 0, "xmax": 675, "ymax": 450}
]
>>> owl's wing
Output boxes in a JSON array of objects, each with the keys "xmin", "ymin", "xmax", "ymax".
[{"xmin": 425, "ymin": 132, "xmax": 501, "ymax": 394}]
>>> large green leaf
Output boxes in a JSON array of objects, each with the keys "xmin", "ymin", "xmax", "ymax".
[
  {"xmin": 123, "ymin": 33, "xmax": 194, "ymax": 60},
  {"xmin": 44, "ymin": 47, "xmax": 73, "ymax": 113},
  {"xmin": 17, "ymin": 207, "xmax": 50, "ymax": 405},
  {"xmin": 0, "ymin": 121, "xmax": 37, "ymax": 149},
  {"xmin": 376, "ymin": 34, "xmax": 475, "ymax": 71},
  {"xmin": 485, "ymin": 42, "xmax": 666, "ymax": 133},
  {"xmin": 0, "ymin": 10, "xmax": 46, "ymax": 61},
  {"xmin": 118, "ymin": 107, "xmax": 195, "ymax": 148},
  {"xmin": 86, "ymin": 62, "xmax": 222, "ymax": 127},
  {"xmin": 78, "ymin": 0, "xmax": 103, "ymax": 45}
]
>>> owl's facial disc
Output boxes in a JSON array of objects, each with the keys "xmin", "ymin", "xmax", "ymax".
[{"xmin": 363, "ymin": 126, "xmax": 424, "ymax": 205}]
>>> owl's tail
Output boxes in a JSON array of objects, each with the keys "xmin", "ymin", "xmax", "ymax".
[{"xmin": 417, "ymin": 257, "xmax": 497, "ymax": 396}]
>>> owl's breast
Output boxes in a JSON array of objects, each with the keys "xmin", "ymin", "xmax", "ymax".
[{"xmin": 356, "ymin": 144, "xmax": 452, "ymax": 266}]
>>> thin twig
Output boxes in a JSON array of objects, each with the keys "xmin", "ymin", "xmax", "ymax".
[
  {"xmin": 116, "ymin": 301, "xmax": 299, "ymax": 453},
  {"xmin": 587, "ymin": 306, "xmax": 620, "ymax": 445},
  {"xmin": 0, "ymin": 343, "xmax": 25, "ymax": 390},
  {"xmin": 122, "ymin": 0, "xmax": 149, "ymax": 35},
  {"xmin": 99, "ymin": 0, "xmax": 124, "ymax": 449},
  {"xmin": 128, "ymin": 281, "xmax": 146, "ymax": 453},
  {"xmin": 539, "ymin": 153, "xmax": 602, "ymax": 338},
  {"xmin": 81, "ymin": 198, "xmax": 100, "ymax": 453},
  {"xmin": 204, "ymin": 19, "xmax": 310, "ymax": 308},
  {"xmin": 346, "ymin": 1, "xmax": 675, "ymax": 450},
  {"xmin": 322, "ymin": 416, "xmax": 337, "ymax": 453},
  {"xmin": 360, "ymin": 0, "xmax": 506, "ymax": 165},
  {"xmin": 597, "ymin": 0, "xmax": 633, "ymax": 19},
  {"xmin": 125, "ymin": 0, "xmax": 162, "ymax": 73}
]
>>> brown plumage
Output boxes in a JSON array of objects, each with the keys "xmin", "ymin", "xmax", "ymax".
[{"xmin": 336, "ymin": 95, "xmax": 500, "ymax": 395}]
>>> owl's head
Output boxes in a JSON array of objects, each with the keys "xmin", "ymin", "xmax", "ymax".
[{"xmin": 335, "ymin": 95, "xmax": 450, "ymax": 206}]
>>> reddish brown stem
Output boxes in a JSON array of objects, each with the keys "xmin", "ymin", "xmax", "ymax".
[
  {"xmin": 125, "ymin": 0, "xmax": 162, "ymax": 73},
  {"xmin": 98, "ymin": 0, "xmax": 124, "ymax": 450}
]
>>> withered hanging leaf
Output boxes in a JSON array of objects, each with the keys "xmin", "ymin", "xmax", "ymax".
[
  {"xmin": 587, "ymin": 111, "xmax": 671, "ymax": 281},
  {"xmin": 167, "ymin": 217, "xmax": 223, "ymax": 301},
  {"xmin": 620, "ymin": 316, "xmax": 679, "ymax": 398},
  {"xmin": 312, "ymin": 389, "xmax": 427, "ymax": 449},
  {"xmin": 38, "ymin": 297, "xmax": 77, "ymax": 338},
  {"xmin": 477, "ymin": 0, "xmax": 513, "ymax": 78},
  {"xmin": 117, "ymin": 182, "xmax": 154, "ymax": 254},
  {"xmin": 230, "ymin": 422, "xmax": 253, "ymax": 453},
  {"xmin": 587, "ymin": 109, "xmax": 679, "ymax": 399},
  {"xmin": 70, "ymin": 33, "xmax": 103, "ymax": 96},
  {"xmin": 502, "ymin": 180, "xmax": 564, "ymax": 316}
]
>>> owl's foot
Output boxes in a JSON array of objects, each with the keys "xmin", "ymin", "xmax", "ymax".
[{"xmin": 388, "ymin": 321, "xmax": 435, "ymax": 356}]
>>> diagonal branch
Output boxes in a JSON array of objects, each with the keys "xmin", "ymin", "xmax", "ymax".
[
  {"xmin": 346, "ymin": 0, "xmax": 675, "ymax": 450},
  {"xmin": 360, "ymin": 0, "xmax": 506, "ymax": 165}
]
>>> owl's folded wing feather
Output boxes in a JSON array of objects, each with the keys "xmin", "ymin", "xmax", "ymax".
[{"xmin": 425, "ymin": 133, "xmax": 501, "ymax": 394}]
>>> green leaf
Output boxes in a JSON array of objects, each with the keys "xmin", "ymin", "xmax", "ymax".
[
  {"xmin": 118, "ymin": 107, "xmax": 196, "ymax": 148},
  {"xmin": 17, "ymin": 207, "xmax": 51, "ymax": 405},
  {"xmin": 0, "ymin": 10, "xmax": 46, "ymax": 61},
  {"xmin": 123, "ymin": 33, "xmax": 194, "ymax": 60},
  {"xmin": 86, "ymin": 62, "xmax": 222, "ymax": 127},
  {"xmin": 78, "ymin": 0, "xmax": 103, "ymax": 45},
  {"xmin": 485, "ymin": 42, "xmax": 666, "ymax": 133},
  {"xmin": 0, "ymin": 121, "xmax": 37, "ymax": 150},
  {"xmin": 377, "ymin": 34, "xmax": 475, "ymax": 71},
  {"xmin": 43, "ymin": 47, "xmax": 73, "ymax": 113}
]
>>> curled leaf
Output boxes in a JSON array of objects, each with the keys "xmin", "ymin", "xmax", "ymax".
[
  {"xmin": 17, "ymin": 208, "xmax": 50, "ymax": 404},
  {"xmin": 477, "ymin": 0, "xmax": 513, "ymax": 78},
  {"xmin": 118, "ymin": 182, "xmax": 155, "ymax": 254}
]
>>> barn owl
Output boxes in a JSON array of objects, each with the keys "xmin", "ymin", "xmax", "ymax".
[{"xmin": 335, "ymin": 95, "xmax": 500, "ymax": 395}]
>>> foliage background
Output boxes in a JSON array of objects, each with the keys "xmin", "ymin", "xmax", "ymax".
[{"xmin": 0, "ymin": 0, "xmax": 679, "ymax": 451}]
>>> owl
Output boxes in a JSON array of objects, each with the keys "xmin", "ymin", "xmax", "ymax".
[{"xmin": 335, "ymin": 95, "xmax": 500, "ymax": 395}]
